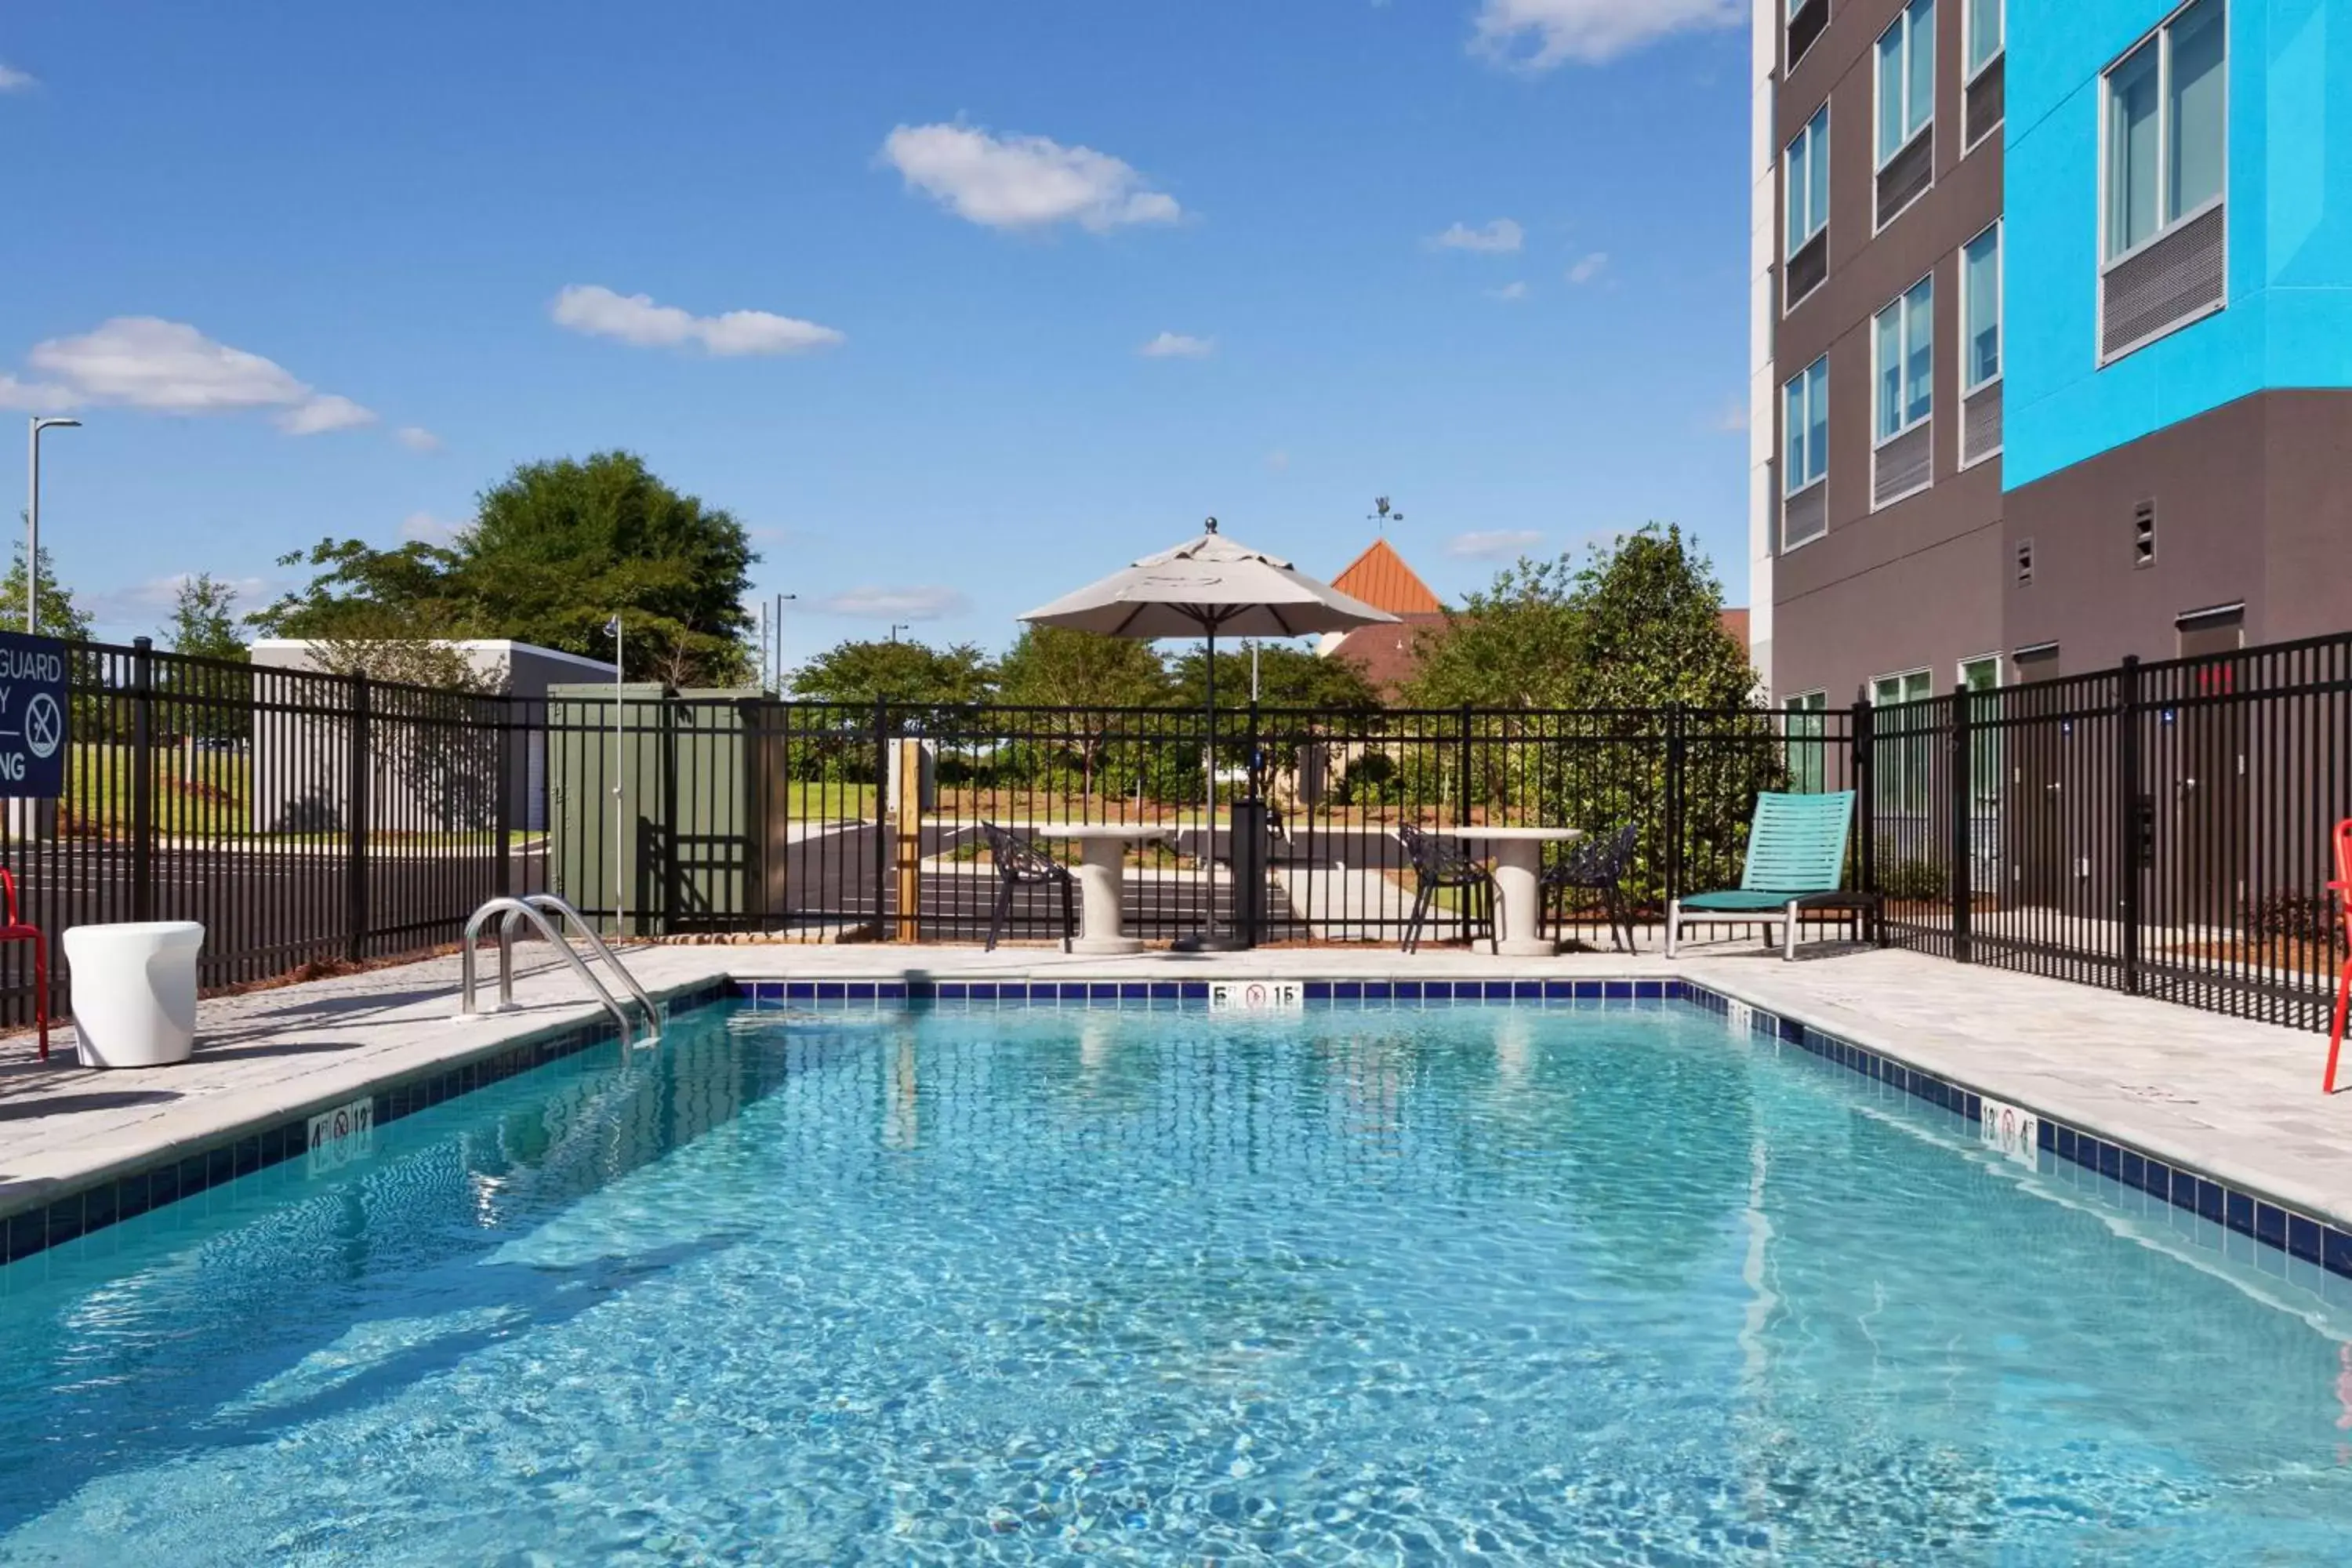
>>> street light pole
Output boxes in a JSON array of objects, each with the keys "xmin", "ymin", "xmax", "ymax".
[
  {"xmin": 888, "ymin": 622, "xmax": 909, "ymax": 644},
  {"xmin": 26, "ymin": 417, "xmax": 82, "ymax": 636},
  {"xmin": 772, "ymin": 591, "xmax": 797, "ymax": 692}
]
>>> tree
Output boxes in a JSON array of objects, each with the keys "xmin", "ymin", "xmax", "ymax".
[
  {"xmin": 789, "ymin": 637, "xmax": 996, "ymax": 709},
  {"xmin": 1168, "ymin": 641, "xmax": 1382, "ymax": 712},
  {"xmin": 161, "ymin": 573, "xmax": 249, "ymax": 662},
  {"xmin": 1567, "ymin": 523, "xmax": 1755, "ymax": 711},
  {"xmin": 995, "ymin": 626, "xmax": 1170, "ymax": 711},
  {"xmin": 252, "ymin": 451, "xmax": 757, "ymax": 685},
  {"xmin": 1402, "ymin": 555, "xmax": 1582, "ymax": 711},
  {"xmin": 996, "ymin": 627, "xmax": 1171, "ymax": 805},
  {"xmin": 0, "ymin": 543, "xmax": 93, "ymax": 643}
]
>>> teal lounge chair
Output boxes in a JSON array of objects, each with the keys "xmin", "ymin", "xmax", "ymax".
[{"xmin": 1665, "ymin": 791, "xmax": 1879, "ymax": 961}]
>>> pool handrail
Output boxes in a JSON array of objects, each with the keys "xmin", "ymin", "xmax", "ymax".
[
  {"xmin": 457, "ymin": 896, "xmax": 639, "ymax": 1049},
  {"xmin": 507, "ymin": 894, "xmax": 662, "ymax": 1035}
]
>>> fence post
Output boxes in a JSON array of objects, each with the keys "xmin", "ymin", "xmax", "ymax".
[
  {"xmin": 131, "ymin": 637, "xmax": 155, "ymax": 924},
  {"xmin": 2118, "ymin": 655, "xmax": 2143, "ymax": 995},
  {"xmin": 1950, "ymin": 683, "xmax": 1973, "ymax": 964},
  {"xmin": 346, "ymin": 673, "xmax": 371, "ymax": 964},
  {"xmin": 1851, "ymin": 695, "xmax": 1878, "ymax": 940},
  {"xmin": 1454, "ymin": 704, "xmax": 1473, "ymax": 827},
  {"xmin": 494, "ymin": 697, "xmax": 514, "ymax": 902},
  {"xmin": 1664, "ymin": 705, "xmax": 1686, "ymax": 906},
  {"xmin": 894, "ymin": 728, "xmax": 923, "ymax": 943},
  {"xmin": 872, "ymin": 697, "xmax": 891, "ymax": 942}
]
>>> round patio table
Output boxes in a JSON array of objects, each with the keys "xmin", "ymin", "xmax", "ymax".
[
  {"xmin": 1427, "ymin": 826, "xmax": 1584, "ymax": 957},
  {"xmin": 1022, "ymin": 824, "xmax": 1170, "ymax": 956}
]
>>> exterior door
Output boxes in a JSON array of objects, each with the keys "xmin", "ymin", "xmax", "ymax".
[
  {"xmin": 2169, "ymin": 608, "xmax": 2247, "ymax": 928},
  {"xmin": 2009, "ymin": 646, "xmax": 2071, "ymax": 907}
]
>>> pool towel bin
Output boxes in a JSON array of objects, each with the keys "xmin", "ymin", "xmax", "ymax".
[{"xmin": 64, "ymin": 922, "xmax": 205, "ymax": 1068}]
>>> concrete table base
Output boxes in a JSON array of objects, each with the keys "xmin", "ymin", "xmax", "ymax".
[
  {"xmin": 1024, "ymin": 825, "xmax": 1169, "ymax": 956},
  {"xmin": 1430, "ymin": 827, "xmax": 1584, "ymax": 958}
]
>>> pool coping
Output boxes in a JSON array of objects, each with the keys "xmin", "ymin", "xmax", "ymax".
[{"xmin": 6, "ymin": 960, "xmax": 2352, "ymax": 1294}]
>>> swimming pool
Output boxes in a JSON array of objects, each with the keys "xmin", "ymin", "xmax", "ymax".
[{"xmin": 2, "ymin": 996, "xmax": 2349, "ymax": 1564}]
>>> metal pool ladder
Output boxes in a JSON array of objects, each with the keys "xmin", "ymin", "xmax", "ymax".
[{"xmin": 456, "ymin": 894, "xmax": 661, "ymax": 1047}]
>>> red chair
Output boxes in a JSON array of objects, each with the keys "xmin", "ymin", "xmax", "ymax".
[
  {"xmin": 2328, "ymin": 819, "xmax": 2352, "ymax": 1094},
  {"xmin": 0, "ymin": 869, "xmax": 46, "ymax": 1061}
]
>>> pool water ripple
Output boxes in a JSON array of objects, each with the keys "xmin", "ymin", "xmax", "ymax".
[{"xmin": 1, "ymin": 1001, "xmax": 2350, "ymax": 1564}]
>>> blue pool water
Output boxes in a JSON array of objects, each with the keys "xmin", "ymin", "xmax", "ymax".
[{"xmin": 2, "ymin": 1000, "xmax": 2351, "ymax": 1564}]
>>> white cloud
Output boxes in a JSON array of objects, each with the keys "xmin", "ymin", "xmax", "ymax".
[
  {"xmin": 0, "ymin": 372, "xmax": 77, "ymax": 412},
  {"xmin": 395, "ymin": 426, "xmax": 442, "ymax": 452},
  {"xmin": 1429, "ymin": 218, "xmax": 1524, "ymax": 254},
  {"xmin": 1487, "ymin": 281, "xmax": 1530, "ymax": 303},
  {"xmin": 1566, "ymin": 252, "xmax": 1610, "ymax": 285},
  {"xmin": 1447, "ymin": 529, "xmax": 1546, "ymax": 560},
  {"xmin": 0, "ymin": 63, "xmax": 35, "ymax": 93},
  {"xmin": 17, "ymin": 317, "xmax": 375, "ymax": 434},
  {"xmin": 1472, "ymin": 0, "xmax": 1743, "ymax": 69},
  {"xmin": 880, "ymin": 123, "xmax": 1181, "ymax": 233},
  {"xmin": 817, "ymin": 586, "xmax": 971, "ymax": 622},
  {"xmin": 1139, "ymin": 331, "xmax": 1214, "ymax": 359},
  {"xmin": 276, "ymin": 394, "xmax": 376, "ymax": 435},
  {"xmin": 84, "ymin": 572, "xmax": 272, "ymax": 633},
  {"xmin": 399, "ymin": 511, "xmax": 463, "ymax": 545},
  {"xmin": 552, "ymin": 285, "xmax": 844, "ymax": 358}
]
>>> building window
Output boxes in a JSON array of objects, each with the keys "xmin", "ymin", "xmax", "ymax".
[
  {"xmin": 1872, "ymin": 276, "xmax": 1934, "ymax": 506},
  {"xmin": 1788, "ymin": 0, "xmax": 1831, "ymax": 70},
  {"xmin": 2100, "ymin": 0, "xmax": 2227, "ymax": 360},
  {"xmin": 1872, "ymin": 670, "xmax": 1934, "ymax": 818},
  {"xmin": 1785, "ymin": 105, "xmax": 1831, "ymax": 307},
  {"xmin": 1787, "ymin": 691, "xmax": 1831, "ymax": 795},
  {"xmin": 1965, "ymin": 0, "xmax": 2003, "ymax": 77},
  {"xmin": 1782, "ymin": 356, "xmax": 1830, "ymax": 548},
  {"xmin": 1878, "ymin": 0, "xmax": 1936, "ymax": 165},
  {"xmin": 2107, "ymin": 0, "xmax": 2225, "ymax": 261},
  {"xmin": 1875, "ymin": 278, "xmax": 1934, "ymax": 441},
  {"xmin": 1961, "ymin": 223, "xmax": 2002, "ymax": 466}
]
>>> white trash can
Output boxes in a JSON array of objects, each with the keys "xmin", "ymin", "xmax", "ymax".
[{"xmin": 64, "ymin": 922, "xmax": 205, "ymax": 1069}]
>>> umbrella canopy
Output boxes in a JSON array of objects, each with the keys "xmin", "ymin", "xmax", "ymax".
[{"xmin": 1017, "ymin": 520, "xmax": 1399, "ymax": 641}]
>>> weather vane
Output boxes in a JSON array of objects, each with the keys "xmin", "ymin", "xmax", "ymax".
[{"xmin": 1368, "ymin": 497, "xmax": 1404, "ymax": 533}]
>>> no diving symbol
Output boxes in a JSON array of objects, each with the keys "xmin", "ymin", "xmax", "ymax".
[{"xmin": 23, "ymin": 694, "xmax": 60, "ymax": 760}]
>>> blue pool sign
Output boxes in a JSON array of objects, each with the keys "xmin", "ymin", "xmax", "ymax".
[{"xmin": 0, "ymin": 633, "xmax": 68, "ymax": 798}]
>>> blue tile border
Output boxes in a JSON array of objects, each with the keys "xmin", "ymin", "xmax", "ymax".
[{"xmin": 0, "ymin": 978, "xmax": 735, "ymax": 1272}]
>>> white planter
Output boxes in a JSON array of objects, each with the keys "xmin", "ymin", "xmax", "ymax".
[{"xmin": 64, "ymin": 922, "xmax": 205, "ymax": 1069}]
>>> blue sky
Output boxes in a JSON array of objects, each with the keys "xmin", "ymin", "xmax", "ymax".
[{"xmin": 0, "ymin": 1, "xmax": 1753, "ymax": 661}]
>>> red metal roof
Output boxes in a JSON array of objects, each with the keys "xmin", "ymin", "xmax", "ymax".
[{"xmin": 1331, "ymin": 539, "xmax": 1444, "ymax": 617}]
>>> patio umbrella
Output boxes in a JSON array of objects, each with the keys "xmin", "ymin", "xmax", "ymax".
[{"xmin": 1019, "ymin": 517, "xmax": 1397, "ymax": 946}]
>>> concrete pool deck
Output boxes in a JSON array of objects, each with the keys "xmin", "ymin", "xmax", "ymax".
[{"xmin": 4, "ymin": 938, "xmax": 2350, "ymax": 1246}]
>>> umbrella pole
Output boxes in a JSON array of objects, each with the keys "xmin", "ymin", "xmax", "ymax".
[{"xmin": 1178, "ymin": 623, "xmax": 1256, "ymax": 953}]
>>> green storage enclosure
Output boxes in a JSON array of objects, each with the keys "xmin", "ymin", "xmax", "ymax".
[{"xmin": 546, "ymin": 686, "xmax": 765, "ymax": 935}]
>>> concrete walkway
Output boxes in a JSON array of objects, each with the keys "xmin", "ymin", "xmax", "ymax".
[{"xmin": 3, "ymin": 938, "xmax": 2348, "ymax": 1243}]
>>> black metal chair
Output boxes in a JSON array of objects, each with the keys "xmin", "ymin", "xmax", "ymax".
[
  {"xmin": 1397, "ymin": 823, "xmax": 1497, "ymax": 954},
  {"xmin": 980, "ymin": 822, "xmax": 1076, "ymax": 953},
  {"xmin": 1543, "ymin": 823, "xmax": 1641, "ymax": 953}
]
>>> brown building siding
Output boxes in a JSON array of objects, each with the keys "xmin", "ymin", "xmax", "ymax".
[
  {"xmin": 2003, "ymin": 390, "xmax": 2352, "ymax": 673},
  {"xmin": 1768, "ymin": 0, "xmax": 2006, "ymax": 702}
]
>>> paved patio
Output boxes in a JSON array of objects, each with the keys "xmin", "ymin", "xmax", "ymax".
[{"xmin": 4, "ymin": 937, "xmax": 2349, "ymax": 1240}]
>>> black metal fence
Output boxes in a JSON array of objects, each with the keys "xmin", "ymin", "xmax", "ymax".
[{"xmin": 2, "ymin": 630, "xmax": 2347, "ymax": 1036}]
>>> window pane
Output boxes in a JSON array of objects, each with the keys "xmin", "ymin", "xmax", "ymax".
[
  {"xmin": 2108, "ymin": 44, "xmax": 2161, "ymax": 256},
  {"xmin": 1784, "ymin": 379, "xmax": 1806, "ymax": 488},
  {"xmin": 2169, "ymin": 0, "xmax": 2227, "ymax": 219},
  {"xmin": 1965, "ymin": 229, "xmax": 2000, "ymax": 386},
  {"xmin": 1786, "ymin": 137, "xmax": 1806, "ymax": 255},
  {"xmin": 1806, "ymin": 109, "xmax": 1831, "ymax": 237},
  {"xmin": 1907, "ymin": 0, "xmax": 1937, "ymax": 139},
  {"xmin": 1878, "ymin": 27, "xmax": 1906, "ymax": 160},
  {"xmin": 1876, "ymin": 308, "xmax": 1903, "ymax": 437},
  {"xmin": 1806, "ymin": 359, "xmax": 1828, "ymax": 477},
  {"xmin": 1904, "ymin": 279, "xmax": 1934, "ymax": 426},
  {"xmin": 1968, "ymin": 0, "xmax": 2002, "ymax": 74},
  {"xmin": 1806, "ymin": 359, "xmax": 1825, "ymax": 474}
]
